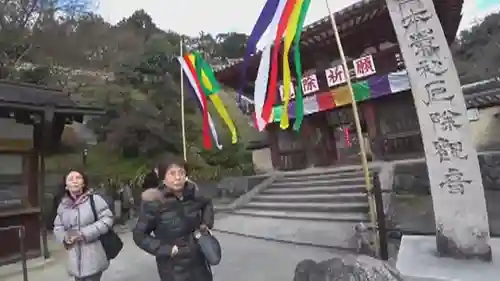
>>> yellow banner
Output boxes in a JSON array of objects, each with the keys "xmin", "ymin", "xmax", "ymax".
[{"xmin": 280, "ymin": 0, "xmax": 304, "ymax": 129}]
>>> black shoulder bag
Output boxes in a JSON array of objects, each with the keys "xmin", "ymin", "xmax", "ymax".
[
  {"xmin": 194, "ymin": 228, "xmax": 222, "ymax": 266},
  {"xmin": 89, "ymin": 195, "xmax": 123, "ymax": 260},
  {"xmin": 174, "ymin": 185, "xmax": 222, "ymax": 266},
  {"xmin": 192, "ymin": 187, "xmax": 221, "ymax": 266}
]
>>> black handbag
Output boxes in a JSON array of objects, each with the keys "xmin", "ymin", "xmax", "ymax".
[
  {"xmin": 194, "ymin": 229, "xmax": 222, "ymax": 266},
  {"xmin": 172, "ymin": 184, "xmax": 222, "ymax": 265},
  {"xmin": 90, "ymin": 194, "xmax": 123, "ymax": 260}
]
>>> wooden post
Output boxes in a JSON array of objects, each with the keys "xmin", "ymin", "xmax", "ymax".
[
  {"xmin": 39, "ymin": 107, "xmax": 54, "ymax": 259},
  {"xmin": 361, "ymin": 103, "xmax": 379, "ymax": 160},
  {"xmin": 386, "ymin": 0, "xmax": 491, "ymax": 260}
]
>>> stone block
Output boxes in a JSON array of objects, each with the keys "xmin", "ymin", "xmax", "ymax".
[
  {"xmin": 397, "ymin": 236, "xmax": 500, "ymax": 281},
  {"xmin": 393, "ymin": 162, "xmax": 430, "ymax": 195},
  {"xmin": 217, "ymin": 175, "xmax": 269, "ymax": 198},
  {"xmin": 390, "ymin": 190, "xmax": 500, "ymax": 236},
  {"xmin": 195, "ymin": 181, "xmax": 219, "ymax": 199},
  {"xmin": 478, "ymin": 152, "xmax": 500, "ymax": 191},
  {"xmin": 217, "ymin": 176, "xmax": 249, "ymax": 198},
  {"xmin": 293, "ymin": 255, "xmax": 404, "ymax": 281}
]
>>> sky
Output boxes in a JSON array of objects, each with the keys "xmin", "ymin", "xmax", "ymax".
[{"xmin": 97, "ymin": 0, "xmax": 500, "ymax": 37}]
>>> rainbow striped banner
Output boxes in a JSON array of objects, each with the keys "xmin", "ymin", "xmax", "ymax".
[{"xmin": 271, "ymin": 70, "xmax": 411, "ymax": 121}]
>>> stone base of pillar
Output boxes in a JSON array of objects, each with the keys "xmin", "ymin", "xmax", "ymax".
[
  {"xmin": 436, "ymin": 232, "xmax": 492, "ymax": 262},
  {"xmin": 396, "ymin": 236, "xmax": 500, "ymax": 281}
]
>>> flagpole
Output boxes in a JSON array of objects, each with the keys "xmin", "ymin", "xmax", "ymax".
[
  {"xmin": 324, "ymin": 0, "xmax": 380, "ymax": 256},
  {"xmin": 180, "ymin": 37, "xmax": 188, "ymax": 162}
]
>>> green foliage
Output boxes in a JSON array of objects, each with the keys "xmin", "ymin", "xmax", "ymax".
[
  {"xmin": 16, "ymin": 66, "xmax": 53, "ymax": 84},
  {"xmin": 215, "ymin": 32, "xmax": 248, "ymax": 59},
  {"xmin": 78, "ymin": 10, "xmax": 253, "ymax": 181},
  {"xmin": 453, "ymin": 11, "xmax": 500, "ymax": 83},
  {"xmin": 46, "ymin": 144, "xmax": 148, "ymax": 180},
  {"xmin": 33, "ymin": 7, "xmax": 499, "ymax": 185},
  {"xmin": 3, "ymin": 5, "xmax": 255, "ymax": 182}
]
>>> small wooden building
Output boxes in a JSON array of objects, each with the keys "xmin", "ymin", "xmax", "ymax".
[
  {"xmin": 216, "ymin": 0, "xmax": 466, "ymax": 170},
  {"xmin": 0, "ymin": 80, "xmax": 103, "ymax": 263}
]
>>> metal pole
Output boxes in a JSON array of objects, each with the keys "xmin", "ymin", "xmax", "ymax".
[
  {"xmin": 82, "ymin": 147, "xmax": 88, "ymax": 166},
  {"xmin": 180, "ymin": 37, "xmax": 188, "ymax": 162},
  {"xmin": 373, "ymin": 173, "xmax": 389, "ymax": 260},
  {"xmin": 19, "ymin": 226, "xmax": 28, "ymax": 281},
  {"xmin": 323, "ymin": 0, "xmax": 380, "ymax": 255},
  {"xmin": 0, "ymin": 226, "xmax": 28, "ymax": 281}
]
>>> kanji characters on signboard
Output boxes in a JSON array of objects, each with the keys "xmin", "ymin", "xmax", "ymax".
[
  {"xmin": 354, "ymin": 55, "xmax": 376, "ymax": 78},
  {"xmin": 325, "ymin": 65, "xmax": 346, "ymax": 87},
  {"xmin": 301, "ymin": 74, "xmax": 319, "ymax": 95},
  {"xmin": 279, "ymin": 82, "xmax": 296, "ymax": 100}
]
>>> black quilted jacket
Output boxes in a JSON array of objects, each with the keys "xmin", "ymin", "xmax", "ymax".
[{"xmin": 133, "ymin": 182, "xmax": 214, "ymax": 281}]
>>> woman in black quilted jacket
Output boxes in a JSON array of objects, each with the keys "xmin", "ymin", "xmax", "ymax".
[{"xmin": 133, "ymin": 156, "xmax": 214, "ymax": 281}]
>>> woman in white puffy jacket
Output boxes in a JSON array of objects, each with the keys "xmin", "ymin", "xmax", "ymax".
[{"xmin": 53, "ymin": 169, "xmax": 113, "ymax": 281}]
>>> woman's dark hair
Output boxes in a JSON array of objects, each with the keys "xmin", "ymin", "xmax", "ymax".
[
  {"xmin": 156, "ymin": 155, "xmax": 188, "ymax": 180},
  {"xmin": 142, "ymin": 171, "xmax": 159, "ymax": 190},
  {"xmin": 58, "ymin": 169, "xmax": 90, "ymax": 198}
]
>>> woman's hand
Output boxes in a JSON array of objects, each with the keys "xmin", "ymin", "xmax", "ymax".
[
  {"xmin": 64, "ymin": 235, "xmax": 73, "ymax": 245},
  {"xmin": 65, "ymin": 231, "xmax": 83, "ymax": 244},
  {"xmin": 72, "ymin": 232, "xmax": 84, "ymax": 242},
  {"xmin": 64, "ymin": 233, "xmax": 75, "ymax": 244},
  {"xmin": 63, "ymin": 240, "xmax": 73, "ymax": 250},
  {"xmin": 200, "ymin": 224, "xmax": 212, "ymax": 235},
  {"xmin": 63, "ymin": 233, "xmax": 78, "ymax": 249},
  {"xmin": 171, "ymin": 245, "xmax": 179, "ymax": 257}
]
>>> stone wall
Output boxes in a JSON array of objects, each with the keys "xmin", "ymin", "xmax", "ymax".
[
  {"xmin": 216, "ymin": 174, "xmax": 268, "ymax": 198},
  {"xmin": 470, "ymin": 107, "xmax": 500, "ymax": 151},
  {"xmin": 251, "ymin": 148, "xmax": 274, "ymax": 173},
  {"xmin": 388, "ymin": 151, "xmax": 500, "ymax": 236},
  {"xmin": 393, "ymin": 151, "xmax": 500, "ymax": 194}
]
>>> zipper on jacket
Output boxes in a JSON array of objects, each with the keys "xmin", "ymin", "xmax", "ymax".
[{"xmin": 76, "ymin": 207, "xmax": 82, "ymax": 277}]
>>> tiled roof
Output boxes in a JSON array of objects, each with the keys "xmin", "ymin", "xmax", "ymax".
[
  {"xmin": 0, "ymin": 80, "xmax": 102, "ymax": 113},
  {"xmin": 215, "ymin": 0, "xmax": 463, "ymax": 88},
  {"xmin": 0, "ymin": 80, "xmax": 74, "ymax": 107},
  {"xmin": 464, "ymin": 78, "xmax": 500, "ymax": 108}
]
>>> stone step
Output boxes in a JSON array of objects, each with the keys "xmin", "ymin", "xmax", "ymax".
[
  {"xmin": 262, "ymin": 184, "xmax": 367, "ymax": 195},
  {"xmin": 280, "ymin": 167, "xmax": 371, "ymax": 177},
  {"xmin": 253, "ymin": 193, "xmax": 368, "ymax": 203},
  {"xmin": 271, "ymin": 178, "xmax": 365, "ymax": 188},
  {"xmin": 244, "ymin": 201, "xmax": 369, "ymax": 213},
  {"xmin": 214, "ymin": 214, "xmax": 362, "ymax": 249},
  {"xmin": 276, "ymin": 170, "xmax": 368, "ymax": 182},
  {"xmin": 230, "ymin": 209, "xmax": 370, "ymax": 222}
]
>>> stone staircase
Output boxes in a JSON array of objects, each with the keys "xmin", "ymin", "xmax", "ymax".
[{"xmin": 230, "ymin": 167, "xmax": 371, "ymax": 223}]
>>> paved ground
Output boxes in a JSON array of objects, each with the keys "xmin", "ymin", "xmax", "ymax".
[
  {"xmin": 215, "ymin": 214, "xmax": 358, "ymax": 249},
  {"xmin": 4, "ymin": 232, "xmax": 343, "ymax": 281}
]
